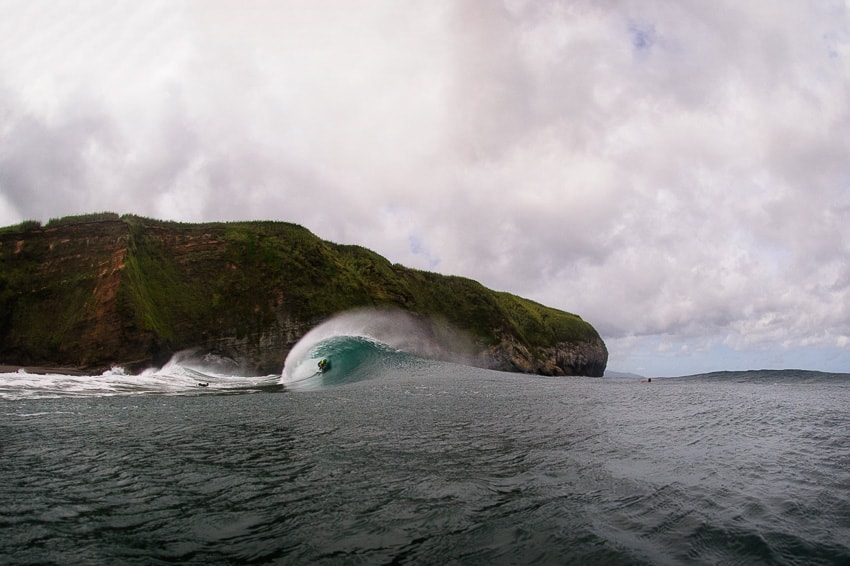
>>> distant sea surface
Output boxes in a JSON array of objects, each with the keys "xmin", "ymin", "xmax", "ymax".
[{"xmin": 2, "ymin": 335, "xmax": 849, "ymax": 564}]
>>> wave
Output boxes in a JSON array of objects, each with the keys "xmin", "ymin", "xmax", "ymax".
[
  {"xmin": 281, "ymin": 310, "xmax": 455, "ymax": 390},
  {"xmin": 281, "ymin": 335, "xmax": 422, "ymax": 390},
  {"xmin": 0, "ymin": 352, "xmax": 281, "ymax": 400}
]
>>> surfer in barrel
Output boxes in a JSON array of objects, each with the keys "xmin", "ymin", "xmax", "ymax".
[{"xmin": 317, "ymin": 358, "xmax": 330, "ymax": 372}]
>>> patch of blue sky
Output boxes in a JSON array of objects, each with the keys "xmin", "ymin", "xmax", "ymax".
[
  {"xmin": 628, "ymin": 20, "xmax": 657, "ymax": 53},
  {"xmin": 408, "ymin": 233, "xmax": 440, "ymax": 270},
  {"xmin": 824, "ymin": 33, "xmax": 840, "ymax": 59}
]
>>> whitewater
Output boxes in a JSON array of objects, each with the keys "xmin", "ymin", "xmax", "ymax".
[{"xmin": 2, "ymin": 312, "xmax": 849, "ymax": 564}]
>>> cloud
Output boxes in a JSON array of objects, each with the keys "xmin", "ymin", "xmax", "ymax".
[{"xmin": 1, "ymin": 0, "xmax": 849, "ymax": 374}]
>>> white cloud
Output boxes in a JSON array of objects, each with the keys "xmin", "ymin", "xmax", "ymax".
[{"xmin": 0, "ymin": 0, "xmax": 849, "ymax": 375}]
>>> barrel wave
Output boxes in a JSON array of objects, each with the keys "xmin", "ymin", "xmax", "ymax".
[
  {"xmin": 280, "ymin": 309, "xmax": 455, "ymax": 390},
  {"xmin": 281, "ymin": 335, "xmax": 422, "ymax": 389}
]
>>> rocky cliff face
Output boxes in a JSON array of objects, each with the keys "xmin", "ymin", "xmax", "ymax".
[
  {"xmin": 486, "ymin": 332, "xmax": 608, "ymax": 377},
  {"xmin": 0, "ymin": 215, "xmax": 608, "ymax": 376},
  {"xmin": 0, "ymin": 219, "xmax": 137, "ymax": 367}
]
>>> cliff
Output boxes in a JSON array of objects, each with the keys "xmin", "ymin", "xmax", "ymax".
[{"xmin": 0, "ymin": 214, "xmax": 608, "ymax": 376}]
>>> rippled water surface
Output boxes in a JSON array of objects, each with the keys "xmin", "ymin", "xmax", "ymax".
[{"xmin": 2, "ymin": 367, "xmax": 850, "ymax": 564}]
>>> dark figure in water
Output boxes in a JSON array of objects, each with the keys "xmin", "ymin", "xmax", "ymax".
[
  {"xmin": 198, "ymin": 382, "xmax": 209, "ymax": 387},
  {"xmin": 640, "ymin": 378, "xmax": 652, "ymax": 383},
  {"xmin": 318, "ymin": 359, "xmax": 330, "ymax": 372}
]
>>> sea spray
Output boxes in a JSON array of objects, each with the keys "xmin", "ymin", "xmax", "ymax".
[{"xmin": 0, "ymin": 352, "xmax": 280, "ymax": 400}]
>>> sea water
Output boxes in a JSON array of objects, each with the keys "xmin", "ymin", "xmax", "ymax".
[{"xmin": 1, "ymin": 337, "xmax": 849, "ymax": 564}]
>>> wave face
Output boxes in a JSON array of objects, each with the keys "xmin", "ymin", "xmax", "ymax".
[
  {"xmin": 281, "ymin": 310, "xmax": 455, "ymax": 390},
  {"xmin": 282, "ymin": 335, "xmax": 423, "ymax": 390},
  {"xmin": 0, "ymin": 352, "xmax": 281, "ymax": 400}
]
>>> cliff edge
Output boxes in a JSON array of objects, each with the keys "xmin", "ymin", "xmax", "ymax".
[{"xmin": 0, "ymin": 214, "xmax": 608, "ymax": 376}]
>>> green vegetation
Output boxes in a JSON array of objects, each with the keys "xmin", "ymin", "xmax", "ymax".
[
  {"xmin": 46, "ymin": 212, "xmax": 121, "ymax": 226},
  {"xmin": 0, "ymin": 213, "xmax": 605, "ymax": 374},
  {"xmin": 0, "ymin": 219, "xmax": 43, "ymax": 235}
]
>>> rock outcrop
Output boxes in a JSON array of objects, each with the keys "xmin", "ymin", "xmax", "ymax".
[
  {"xmin": 0, "ymin": 214, "xmax": 608, "ymax": 376},
  {"xmin": 488, "ymin": 333, "xmax": 609, "ymax": 377}
]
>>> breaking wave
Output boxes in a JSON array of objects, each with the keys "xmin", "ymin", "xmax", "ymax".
[
  {"xmin": 281, "ymin": 335, "xmax": 422, "ymax": 390},
  {"xmin": 281, "ymin": 309, "xmax": 467, "ymax": 390},
  {"xmin": 0, "ymin": 352, "xmax": 281, "ymax": 400},
  {"xmin": 1, "ymin": 310, "xmax": 479, "ymax": 398}
]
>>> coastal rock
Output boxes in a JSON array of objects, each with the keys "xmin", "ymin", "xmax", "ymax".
[
  {"xmin": 487, "ymin": 332, "xmax": 609, "ymax": 377},
  {"xmin": 0, "ymin": 214, "xmax": 608, "ymax": 376}
]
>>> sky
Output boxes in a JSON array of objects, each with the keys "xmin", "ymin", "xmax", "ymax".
[{"xmin": 1, "ymin": 0, "xmax": 849, "ymax": 376}]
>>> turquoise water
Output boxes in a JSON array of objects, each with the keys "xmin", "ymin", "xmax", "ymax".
[{"xmin": 1, "ymin": 335, "xmax": 849, "ymax": 564}]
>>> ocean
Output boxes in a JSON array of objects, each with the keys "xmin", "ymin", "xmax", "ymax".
[{"xmin": 2, "ymin": 321, "xmax": 849, "ymax": 564}]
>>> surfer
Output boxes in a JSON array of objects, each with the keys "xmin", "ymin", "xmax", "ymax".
[
  {"xmin": 198, "ymin": 382, "xmax": 209, "ymax": 387},
  {"xmin": 317, "ymin": 358, "xmax": 330, "ymax": 372},
  {"xmin": 640, "ymin": 378, "xmax": 651, "ymax": 383}
]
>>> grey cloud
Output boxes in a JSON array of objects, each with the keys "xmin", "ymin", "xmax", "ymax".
[
  {"xmin": 1, "ymin": 0, "xmax": 850, "ymax": 374},
  {"xmin": 0, "ymin": 90, "xmax": 120, "ymax": 219}
]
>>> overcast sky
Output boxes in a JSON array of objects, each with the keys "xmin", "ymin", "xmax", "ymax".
[{"xmin": 2, "ymin": 1, "xmax": 849, "ymax": 376}]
